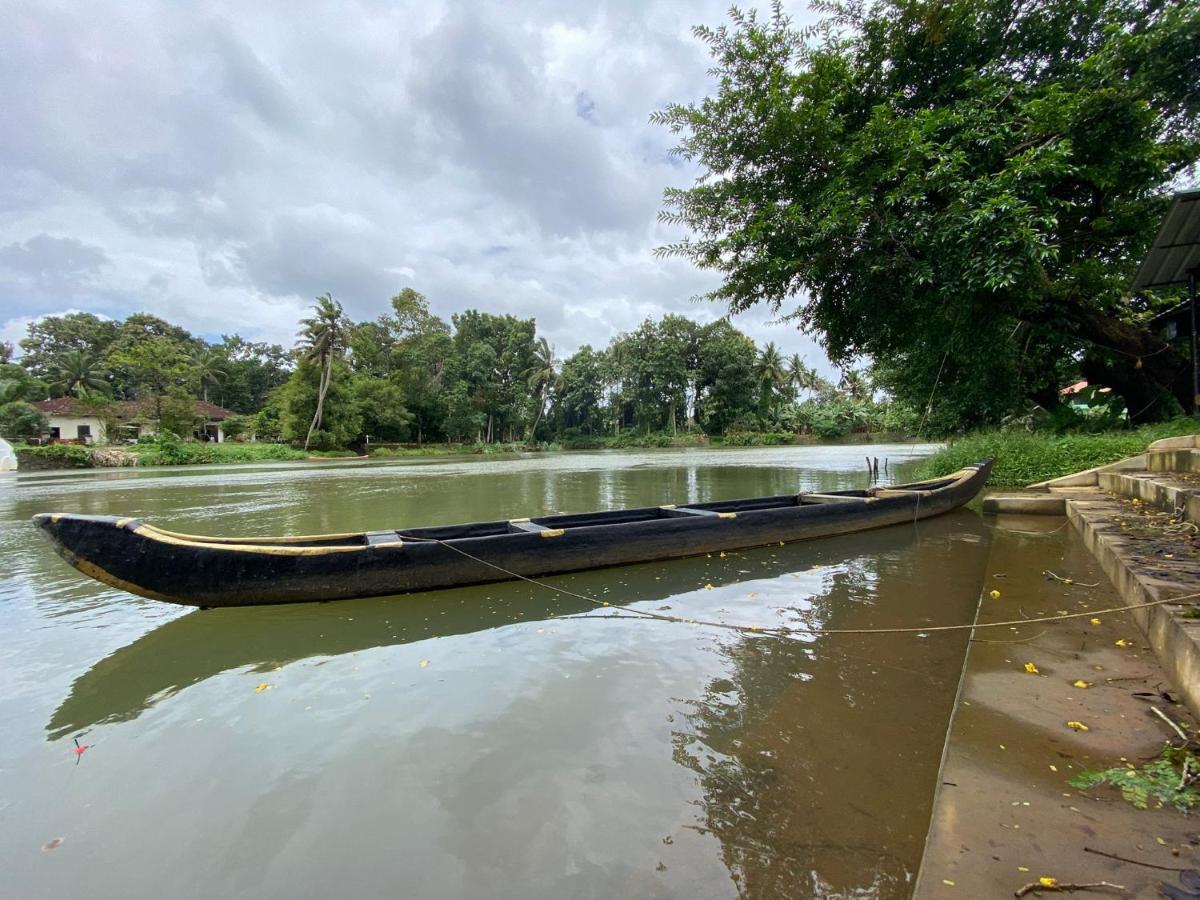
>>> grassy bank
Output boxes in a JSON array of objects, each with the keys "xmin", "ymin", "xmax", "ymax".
[
  {"xmin": 918, "ymin": 419, "xmax": 1199, "ymax": 486},
  {"xmin": 131, "ymin": 442, "xmax": 307, "ymax": 466}
]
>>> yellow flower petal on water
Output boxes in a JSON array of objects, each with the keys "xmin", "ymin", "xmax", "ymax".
[
  {"xmin": 1039, "ymin": 877, "xmax": 1059, "ymax": 887},
  {"xmin": 1090, "ymin": 617, "xmax": 1102, "ymax": 625},
  {"xmin": 1066, "ymin": 721, "xmax": 1089, "ymax": 731},
  {"xmin": 1024, "ymin": 662, "xmax": 1039, "ymax": 675},
  {"xmin": 255, "ymin": 682, "xmax": 272, "ymax": 693},
  {"xmin": 418, "ymin": 659, "xmax": 430, "ymax": 668},
  {"xmin": 1073, "ymin": 680, "xmax": 1090, "ymax": 689},
  {"xmin": 989, "ymin": 590, "xmax": 1001, "ymax": 600}
]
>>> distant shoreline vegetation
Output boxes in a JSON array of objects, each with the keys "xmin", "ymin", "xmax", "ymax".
[
  {"xmin": 0, "ymin": 289, "xmax": 920, "ymax": 453},
  {"xmin": 13, "ymin": 429, "xmax": 920, "ymax": 470}
]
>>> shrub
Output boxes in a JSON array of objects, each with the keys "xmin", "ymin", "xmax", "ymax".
[
  {"xmin": 17, "ymin": 444, "xmax": 92, "ymax": 469},
  {"xmin": 0, "ymin": 401, "xmax": 49, "ymax": 440},
  {"xmin": 919, "ymin": 419, "xmax": 1199, "ymax": 485}
]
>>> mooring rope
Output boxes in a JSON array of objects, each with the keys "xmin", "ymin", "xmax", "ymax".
[{"xmin": 396, "ymin": 531, "xmax": 1199, "ymax": 639}]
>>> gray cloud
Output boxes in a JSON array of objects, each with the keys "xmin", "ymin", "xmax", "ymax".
[{"xmin": 0, "ymin": 0, "xmax": 836, "ymax": 374}]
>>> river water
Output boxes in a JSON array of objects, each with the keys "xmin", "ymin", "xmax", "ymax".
[{"xmin": 0, "ymin": 444, "xmax": 992, "ymax": 899}]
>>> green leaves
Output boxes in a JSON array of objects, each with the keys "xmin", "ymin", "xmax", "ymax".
[
  {"xmin": 657, "ymin": 0, "xmax": 1200, "ymax": 426},
  {"xmin": 1070, "ymin": 746, "xmax": 1200, "ymax": 812}
]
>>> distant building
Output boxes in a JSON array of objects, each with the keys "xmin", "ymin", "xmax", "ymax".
[{"xmin": 32, "ymin": 398, "xmax": 237, "ymax": 444}]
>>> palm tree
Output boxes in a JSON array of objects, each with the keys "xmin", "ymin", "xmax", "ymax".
[
  {"xmin": 189, "ymin": 348, "xmax": 229, "ymax": 403},
  {"xmin": 786, "ymin": 353, "xmax": 813, "ymax": 402},
  {"xmin": 755, "ymin": 342, "xmax": 787, "ymax": 423},
  {"xmin": 839, "ymin": 369, "xmax": 871, "ymax": 401},
  {"xmin": 298, "ymin": 293, "xmax": 353, "ymax": 450},
  {"xmin": 526, "ymin": 336, "xmax": 560, "ymax": 440},
  {"xmin": 49, "ymin": 350, "xmax": 109, "ymax": 397}
]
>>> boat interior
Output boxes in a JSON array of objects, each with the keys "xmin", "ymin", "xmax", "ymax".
[{"xmin": 138, "ymin": 472, "xmax": 966, "ymax": 550}]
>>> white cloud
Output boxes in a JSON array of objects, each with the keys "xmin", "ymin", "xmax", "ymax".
[{"xmin": 0, "ymin": 0, "xmax": 836, "ymax": 375}]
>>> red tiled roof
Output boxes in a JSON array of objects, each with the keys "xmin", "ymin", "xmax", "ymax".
[{"xmin": 32, "ymin": 398, "xmax": 236, "ymax": 420}]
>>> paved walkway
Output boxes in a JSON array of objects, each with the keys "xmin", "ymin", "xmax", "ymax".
[{"xmin": 916, "ymin": 513, "xmax": 1199, "ymax": 899}]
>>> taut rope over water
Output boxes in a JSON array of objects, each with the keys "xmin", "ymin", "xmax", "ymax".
[{"xmin": 398, "ymin": 532, "xmax": 1200, "ymax": 639}]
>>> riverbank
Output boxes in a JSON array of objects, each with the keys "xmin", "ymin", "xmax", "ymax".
[
  {"xmin": 919, "ymin": 419, "xmax": 1200, "ymax": 486},
  {"xmin": 13, "ymin": 430, "xmax": 916, "ymax": 470},
  {"xmin": 916, "ymin": 513, "xmax": 1200, "ymax": 898}
]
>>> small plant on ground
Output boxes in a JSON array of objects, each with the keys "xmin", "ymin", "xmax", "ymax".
[{"xmin": 1070, "ymin": 745, "xmax": 1200, "ymax": 812}]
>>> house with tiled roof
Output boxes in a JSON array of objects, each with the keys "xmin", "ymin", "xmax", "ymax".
[{"xmin": 31, "ymin": 397, "xmax": 237, "ymax": 444}]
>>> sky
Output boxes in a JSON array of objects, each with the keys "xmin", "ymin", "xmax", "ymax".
[{"xmin": 1, "ymin": 0, "xmax": 834, "ymax": 373}]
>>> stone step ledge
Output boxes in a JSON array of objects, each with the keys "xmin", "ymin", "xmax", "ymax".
[
  {"xmin": 1066, "ymin": 497, "xmax": 1200, "ymax": 718},
  {"xmin": 1098, "ymin": 470, "xmax": 1200, "ymax": 523}
]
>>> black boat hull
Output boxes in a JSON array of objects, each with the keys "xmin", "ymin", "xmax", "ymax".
[{"xmin": 33, "ymin": 461, "xmax": 991, "ymax": 607}]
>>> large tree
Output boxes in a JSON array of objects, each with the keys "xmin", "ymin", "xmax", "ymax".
[{"xmin": 654, "ymin": 0, "xmax": 1200, "ymax": 425}]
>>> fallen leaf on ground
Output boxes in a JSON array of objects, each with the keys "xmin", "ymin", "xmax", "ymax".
[
  {"xmin": 1066, "ymin": 721, "xmax": 1089, "ymax": 731},
  {"xmin": 1024, "ymin": 662, "xmax": 1040, "ymax": 675},
  {"xmin": 1115, "ymin": 639, "xmax": 1131, "ymax": 647},
  {"xmin": 704, "ymin": 583, "xmax": 713, "ymax": 590},
  {"xmin": 1039, "ymin": 877, "xmax": 1059, "ymax": 887},
  {"xmin": 1090, "ymin": 618, "xmax": 1102, "ymax": 625},
  {"xmin": 1073, "ymin": 680, "xmax": 1090, "ymax": 689},
  {"xmin": 41, "ymin": 838, "xmax": 63, "ymax": 852},
  {"xmin": 418, "ymin": 659, "xmax": 430, "ymax": 668},
  {"xmin": 990, "ymin": 590, "xmax": 1001, "ymax": 600},
  {"xmin": 255, "ymin": 683, "xmax": 272, "ymax": 693}
]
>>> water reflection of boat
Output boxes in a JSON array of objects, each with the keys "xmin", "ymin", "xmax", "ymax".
[
  {"xmin": 33, "ymin": 463, "xmax": 991, "ymax": 608},
  {"xmin": 47, "ymin": 513, "xmax": 991, "ymax": 740}
]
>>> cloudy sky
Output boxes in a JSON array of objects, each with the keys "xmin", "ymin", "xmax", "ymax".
[{"xmin": 2, "ymin": 0, "xmax": 832, "ymax": 371}]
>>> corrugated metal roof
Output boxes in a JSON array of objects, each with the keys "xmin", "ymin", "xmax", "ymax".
[{"xmin": 1132, "ymin": 189, "xmax": 1200, "ymax": 291}]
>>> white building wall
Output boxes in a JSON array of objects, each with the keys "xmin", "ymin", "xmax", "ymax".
[{"xmin": 47, "ymin": 416, "xmax": 105, "ymax": 443}]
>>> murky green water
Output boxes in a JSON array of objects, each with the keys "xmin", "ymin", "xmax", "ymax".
[{"xmin": 0, "ymin": 444, "xmax": 992, "ymax": 899}]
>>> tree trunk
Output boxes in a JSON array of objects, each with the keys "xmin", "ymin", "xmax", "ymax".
[
  {"xmin": 1072, "ymin": 306, "xmax": 1191, "ymax": 423},
  {"xmin": 304, "ymin": 356, "xmax": 332, "ymax": 450}
]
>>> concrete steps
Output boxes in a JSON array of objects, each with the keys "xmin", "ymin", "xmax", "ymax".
[
  {"xmin": 1067, "ymin": 497, "xmax": 1200, "ymax": 716},
  {"xmin": 980, "ymin": 433, "xmax": 1200, "ymax": 720},
  {"xmin": 1098, "ymin": 469, "xmax": 1200, "ymax": 523}
]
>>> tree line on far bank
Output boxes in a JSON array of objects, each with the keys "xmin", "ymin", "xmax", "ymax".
[{"xmin": 0, "ymin": 290, "xmax": 916, "ymax": 449}]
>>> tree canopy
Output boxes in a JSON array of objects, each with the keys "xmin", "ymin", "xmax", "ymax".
[{"xmin": 654, "ymin": 0, "xmax": 1200, "ymax": 425}]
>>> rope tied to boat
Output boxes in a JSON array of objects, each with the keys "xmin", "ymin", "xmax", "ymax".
[{"xmin": 397, "ymin": 531, "xmax": 1200, "ymax": 638}]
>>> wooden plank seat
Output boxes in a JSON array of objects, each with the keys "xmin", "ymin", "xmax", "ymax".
[
  {"xmin": 660, "ymin": 505, "xmax": 737, "ymax": 519},
  {"xmin": 797, "ymin": 493, "xmax": 872, "ymax": 504},
  {"xmin": 508, "ymin": 518, "xmax": 566, "ymax": 537},
  {"xmin": 366, "ymin": 530, "xmax": 404, "ymax": 547}
]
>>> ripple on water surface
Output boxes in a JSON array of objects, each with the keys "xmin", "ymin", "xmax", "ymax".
[{"xmin": 0, "ymin": 444, "xmax": 986, "ymax": 899}]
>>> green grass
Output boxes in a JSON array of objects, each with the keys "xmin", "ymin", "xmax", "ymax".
[
  {"xmin": 918, "ymin": 418, "xmax": 1200, "ymax": 486},
  {"xmin": 15, "ymin": 444, "xmax": 93, "ymax": 468},
  {"xmin": 131, "ymin": 442, "xmax": 306, "ymax": 466}
]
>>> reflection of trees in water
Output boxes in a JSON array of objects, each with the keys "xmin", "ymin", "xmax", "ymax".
[{"xmin": 673, "ymin": 529, "xmax": 988, "ymax": 899}]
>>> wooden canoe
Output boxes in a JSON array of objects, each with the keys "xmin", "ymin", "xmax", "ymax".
[{"xmin": 33, "ymin": 461, "xmax": 991, "ymax": 608}]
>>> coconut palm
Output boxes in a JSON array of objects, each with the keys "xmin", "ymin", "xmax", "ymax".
[
  {"xmin": 298, "ymin": 293, "xmax": 353, "ymax": 450},
  {"xmin": 189, "ymin": 348, "xmax": 228, "ymax": 403},
  {"xmin": 754, "ymin": 342, "xmax": 787, "ymax": 426},
  {"xmin": 526, "ymin": 336, "xmax": 560, "ymax": 440},
  {"xmin": 48, "ymin": 350, "xmax": 109, "ymax": 398},
  {"xmin": 839, "ymin": 368, "xmax": 872, "ymax": 401},
  {"xmin": 786, "ymin": 353, "xmax": 816, "ymax": 401}
]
